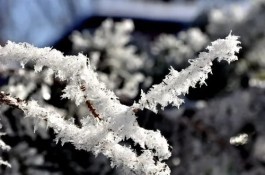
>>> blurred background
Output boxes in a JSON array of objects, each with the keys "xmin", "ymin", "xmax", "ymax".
[{"xmin": 1, "ymin": 0, "xmax": 265, "ymax": 174}]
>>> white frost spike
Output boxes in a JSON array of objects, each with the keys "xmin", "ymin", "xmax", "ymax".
[{"xmin": 135, "ymin": 33, "xmax": 241, "ymax": 113}]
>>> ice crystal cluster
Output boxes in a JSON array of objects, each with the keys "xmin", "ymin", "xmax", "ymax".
[
  {"xmin": 0, "ymin": 33, "xmax": 240, "ymax": 174},
  {"xmin": 70, "ymin": 20, "xmax": 208, "ymax": 100},
  {"xmin": 152, "ymin": 29, "xmax": 208, "ymax": 66},
  {"xmin": 71, "ymin": 19, "xmax": 145, "ymax": 99}
]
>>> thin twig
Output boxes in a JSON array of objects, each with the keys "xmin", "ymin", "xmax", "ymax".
[
  {"xmin": 0, "ymin": 91, "xmax": 22, "ymax": 108},
  {"xmin": 80, "ymin": 84, "xmax": 102, "ymax": 120}
]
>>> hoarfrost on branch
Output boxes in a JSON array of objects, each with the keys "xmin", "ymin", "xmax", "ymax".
[{"xmin": 0, "ymin": 33, "xmax": 240, "ymax": 174}]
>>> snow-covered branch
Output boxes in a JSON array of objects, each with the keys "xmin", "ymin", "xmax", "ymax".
[
  {"xmin": 0, "ymin": 42, "xmax": 170, "ymax": 174},
  {"xmin": 134, "ymin": 33, "xmax": 241, "ymax": 113},
  {"xmin": 0, "ymin": 91, "xmax": 170, "ymax": 174},
  {"xmin": 0, "ymin": 33, "xmax": 241, "ymax": 174}
]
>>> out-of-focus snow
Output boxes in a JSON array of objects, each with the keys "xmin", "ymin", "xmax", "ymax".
[{"xmin": 0, "ymin": 0, "xmax": 250, "ymax": 47}]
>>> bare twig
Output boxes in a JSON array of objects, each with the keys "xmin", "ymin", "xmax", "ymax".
[
  {"xmin": 80, "ymin": 84, "xmax": 102, "ymax": 120},
  {"xmin": 0, "ymin": 91, "xmax": 23, "ymax": 108}
]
